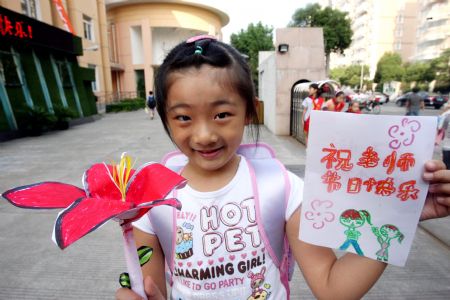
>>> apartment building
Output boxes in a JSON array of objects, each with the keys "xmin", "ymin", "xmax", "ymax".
[
  {"xmin": 321, "ymin": 0, "xmax": 419, "ymax": 79},
  {"xmin": 414, "ymin": 0, "xmax": 450, "ymax": 61}
]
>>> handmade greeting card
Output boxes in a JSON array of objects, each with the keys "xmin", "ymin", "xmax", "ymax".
[{"xmin": 299, "ymin": 111, "xmax": 437, "ymax": 266}]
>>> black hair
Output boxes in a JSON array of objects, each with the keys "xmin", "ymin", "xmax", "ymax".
[
  {"xmin": 335, "ymin": 91, "xmax": 344, "ymax": 97},
  {"xmin": 309, "ymin": 83, "xmax": 319, "ymax": 90},
  {"xmin": 412, "ymin": 87, "xmax": 420, "ymax": 93},
  {"xmin": 154, "ymin": 37, "xmax": 259, "ymax": 141}
]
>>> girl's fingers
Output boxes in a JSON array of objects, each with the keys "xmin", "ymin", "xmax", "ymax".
[
  {"xmin": 423, "ymin": 169, "xmax": 450, "ymax": 183},
  {"xmin": 428, "ymin": 183, "xmax": 450, "ymax": 195},
  {"xmin": 435, "ymin": 196, "xmax": 450, "ymax": 207},
  {"xmin": 115, "ymin": 288, "xmax": 144, "ymax": 300},
  {"xmin": 424, "ymin": 160, "xmax": 446, "ymax": 172}
]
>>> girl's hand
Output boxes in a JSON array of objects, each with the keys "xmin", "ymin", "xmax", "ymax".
[
  {"xmin": 421, "ymin": 160, "xmax": 450, "ymax": 221},
  {"xmin": 116, "ymin": 276, "xmax": 165, "ymax": 300}
]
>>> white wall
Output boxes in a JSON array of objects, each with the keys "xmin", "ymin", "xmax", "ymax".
[
  {"xmin": 258, "ymin": 51, "xmax": 277, "ymax": 134},
  {"xmin": 151, "ymin": 27, "xmax": 204, "ymax": 65},
  {"xmin": 130, "ymin": 26, "xmax": 144, "ymax": 65}
]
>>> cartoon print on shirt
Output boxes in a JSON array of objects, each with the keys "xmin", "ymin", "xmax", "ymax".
[
  {"xmin": 176, "ymin": 225, "xmax": 194, "ymax": 259},
  {"xmin": 247, "ymin": 266, "xmax": 271, "ymax": 300}
]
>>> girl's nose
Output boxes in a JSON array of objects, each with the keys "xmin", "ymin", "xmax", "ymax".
[{"xmin": 192, "ymin": 122, "xmax": 218, "ymax": 145}]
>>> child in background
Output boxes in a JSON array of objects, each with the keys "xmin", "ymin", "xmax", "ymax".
[
  {"xmin": 347, "ymin": 101, "xmax": 361, "ymax": 114},
  {"xmin": 302, "ymin": 83, "xmax": 326, "ymax": 144},
  {"xmin": 116, "ymin": 36, "xmax": 450, "ymax": 300},
  {"xmin": 326, "ymin": 91, "xmax": 346, "ymax": 112},
  {"xmin": 146, "ymin": 91, "xmax": 156, "ymax": 120}
]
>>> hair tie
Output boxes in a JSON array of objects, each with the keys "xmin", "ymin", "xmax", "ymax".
[{"xmin": 194, "ymin": 45, "xmax": 203, "ymax": 55}]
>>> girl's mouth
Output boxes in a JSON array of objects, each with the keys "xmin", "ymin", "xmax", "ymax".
[{"xmin": 196, "ymin": 147, "xmax": 223, "ymax": 159}]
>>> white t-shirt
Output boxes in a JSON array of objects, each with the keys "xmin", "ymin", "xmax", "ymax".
[
  {"xmin": 133, "ymin": 156, "xmax": 304, "ymax": 300},
  {"xmin": 302, "ymin": 96, "xmax": 326, "ymax": 121}
]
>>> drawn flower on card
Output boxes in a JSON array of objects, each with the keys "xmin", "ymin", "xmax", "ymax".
[
  {"xmin": 388, "ymin": 118, "xmax": 421, "ymax": 150},
  {"xmin": 304, "ymin": 199, "xmax": 335, "ymax": 229}
]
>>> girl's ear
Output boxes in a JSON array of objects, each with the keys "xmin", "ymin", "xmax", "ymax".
[{"xmin": 245, "ymin": 97, "xmax": 259, "ymax": 125}]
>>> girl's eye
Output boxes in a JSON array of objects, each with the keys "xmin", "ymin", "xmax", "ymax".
[
  {"xmin": 176, "ymin": 115, "xmax": 191, "ymax": 122},
  {"xmin": 214, "ymin": 112, "xmax": 231, "ymax": 120}
]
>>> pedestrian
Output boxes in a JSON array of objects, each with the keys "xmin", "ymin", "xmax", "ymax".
[
  {"xmin": 325, "ymin": 91, "xmax": 346, "ymax": 112},
  {"xmin": 146, "ymin": 91, "xmax": 156, "ymax": 119},
  {"xmin": 116, "ymin": 35, "xmax": 450, "ymax": 300},
  {"xmin": 302, "ymin": 83, "xmax": 326, "ymax": 144},
  {"xmin": 405, "ymin": 87, "xmax": 424, "ymax": 116},
  {"xmin": 436, "ymin": 103, "xmax": 450, "ymax": 169},
  {"xmin": 347, "ymin": 101, "xmax": 362, "ymax": 114}
]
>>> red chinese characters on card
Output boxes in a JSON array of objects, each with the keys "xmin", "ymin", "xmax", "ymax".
[{"xmin": 320, "ymin": 144, "xmax": 419, "ymax": 201}]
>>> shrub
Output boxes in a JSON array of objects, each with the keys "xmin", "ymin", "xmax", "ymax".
[
  {"xmin": 16, "ymin": 106, "xmax": 56, "ymax": 136},
  {"xmin": 53, "ymin": 106, "xmax": 77, "ymax": 130},
  {"xmin": 106, "ymin": 98, "xmax": 145, "ymax": 113}
]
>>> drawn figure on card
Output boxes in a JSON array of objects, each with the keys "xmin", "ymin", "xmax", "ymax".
[
  {"xmin": 338, "ymin": 209, "xmax": 372, "ymax": 256},
  {"xmin": 371, "ymin": 224, "xmax": 404, "ymax": 262}
]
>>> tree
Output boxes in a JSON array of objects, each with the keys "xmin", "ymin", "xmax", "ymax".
[
  {"xmin": 289, "ymin": 3, "xmax": 353, "ymax": 74},
  {"xmin": 374, "ymin": 52, "xmax": 404, "ymax": 84},
  {"xmin": 431, "ymin": 48, "xmax": 450, "ymax": 93},
  {"xmin": 330, "ymin": 65, "xmax": 369, "ymax": 88},
  {"xmin": 230, "ymin": 22, "xmax": 274, "ymax": 93}
]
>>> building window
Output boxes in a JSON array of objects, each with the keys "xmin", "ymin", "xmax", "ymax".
[
  {"xmin": 88, "ymin": 64, "xmax": 98, "ymax": 92},
  {"xmin": 397, "ymin": 15, "xmax": 404, "ymax": 24},
  {"xmin": 83, "ymin": 15, "xmax": 94, "ymax": 41},
  {"xmin": 21, "ymin": 0, "xmax": 39, "ymax": 19},
  {"xmin": 0, "ymin": 51, "xmax": 21, "ymax": 86},
  {"xmin": 395, "ymin": 43, "xmax": 402, "ymax": 51},
  {"xmin": 395, "ymin": 29, "xmax": 403, "ymax": 37},
  {"xmin": 57, "ymin": 61, "xmax": 72, "ymax": 88}
]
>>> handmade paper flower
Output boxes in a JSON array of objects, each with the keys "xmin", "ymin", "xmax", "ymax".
[
  {"xmin": 388, "ymin": 118, "xmax": 421, "ymax": 150},
  {"xmin": 304, "ymin": 199, "xmax": 335, "ymax": 229},
  {"xmin": 2, "ymin": 154, "xmax": 186, "ymax": 249}
]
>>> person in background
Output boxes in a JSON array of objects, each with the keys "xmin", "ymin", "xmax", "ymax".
[
  {"xmin": 347, "ymin": 101, "xmax": 361, "ymax": 114},
  {"xmin": 436, "ymin": 103, "xmax": 450, "ymax": 169},
  {"xmin": 301, "ymin": 83, "xmax": 326, "ymax": 144},
  {"xmin": 326, "ymin": 91, "xmax": 346, "ymax": 112},
  {"xmin": 405, "ymin": 87, "xmax": 424, "ymax": 116},
  {"xmin": 146, "ymin": 91, "xmax": 157, "ymax": 120}
]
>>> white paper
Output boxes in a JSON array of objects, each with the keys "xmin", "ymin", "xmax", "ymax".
[{"xmin": 299, "ymin": 111, "xmax": 437, "ymax": 266}]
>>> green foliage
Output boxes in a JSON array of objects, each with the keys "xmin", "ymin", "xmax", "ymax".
[
  {"xmin": 403, "ymin": 62, "xmax": 434, "ymax": 83},
  {"xmin": 289, "ymin": 3, "xmax": 352, "ymax": 56},
  {"xmin": 16, "ymin": 105, "xmax": 56, "ymax": 136},
  {"xmin": 53, "ymin": 106, "xmax": 77, "ymax": 130},
  {"xmin": 230, "ymin": 22, "xmax": 274, "ymax": 92},
  {"xmin": 374, "ymin": 52, "xmax": 404, "ymax": 84},
  {"xmin": 330, "ymin": 65, "xmax": 369, "ymax": 87},
  {"xmin": 105, "ymin": 98, "xmax": 145, "ymax": 113},
  {"xmin": 431, "ymin": 48, "xmax": 450, "ymax": 93}
]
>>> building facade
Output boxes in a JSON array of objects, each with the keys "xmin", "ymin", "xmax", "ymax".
[
  {"xmin": 414, "ymin": 0, "xmax": 450, "ymax": 61},
  {"xmin": 0, "ymin": 1, "xmax": 100, "ymax": 135},
  {"xmin": 105, "ymin": 0, "xmax": 229, "ymax": 102},
  {"xmin": 321, "ymin": 0, "xmax": 419, "ymax": 79}
]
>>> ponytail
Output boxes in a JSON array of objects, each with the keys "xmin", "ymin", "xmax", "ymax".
[{"xmin": 359, "ymin": 210, "xmax": 372, "ymax": 226}]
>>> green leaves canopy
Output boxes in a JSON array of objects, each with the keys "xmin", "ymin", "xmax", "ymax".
[
  {"xmin": 230, "ymin": 22, "xmax": 274, "ymax": 91},
  {"xmin": 289, "ymin": 3, "xmax": 352, "ymax": 56}
]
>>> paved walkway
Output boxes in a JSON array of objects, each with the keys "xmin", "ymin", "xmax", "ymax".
[{"xmin": 0, "ymin": 110, "xmax": 448, "ymax": 299}]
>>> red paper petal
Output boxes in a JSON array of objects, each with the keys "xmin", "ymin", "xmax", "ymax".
[
  {"xmin": 84, "ymin": 164, "xmax": 134, "ymax": 200},
  {"xmin": 2, "ymin": 182, "xmax": 86, "ymax": 209},
  {"xmin": 54, "ymin": 197, "xmax": 133, "ymax": 249},
  {"xmin": 117, "ymin": 198, "xmax": 182, "ymax": 223},
  {"xmin": 126, "ymin": 163, "xmax": 186, "ymax": 205}
]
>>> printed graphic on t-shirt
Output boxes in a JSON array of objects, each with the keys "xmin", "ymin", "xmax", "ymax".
[{"xmin": 173, "ymin": 198, "xmax": 273, "ymax": 298}]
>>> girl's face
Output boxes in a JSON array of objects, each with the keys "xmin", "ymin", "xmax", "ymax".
[
  {"xmin": 351, "ymin": 102, "xmax": 360, "ymax": 112},
  {"xmin": 340, "ymin": 216, "xmax": 364, "ymax": 228},
  {"xmin": 166, "ymin": 65, "xmax": 248, "ymax": 176},
  {"xmin": 336, "ymin": 94, "xmax": 345, "ymax": 103},
  {"xmin": 380, "ymin": 226, "xmax": 397, "ymax": 238}
]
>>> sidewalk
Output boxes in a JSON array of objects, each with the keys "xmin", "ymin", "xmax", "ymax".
[{"xmin": 0, "ymin": 110, "xmax": 448, "ymax": 299}]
